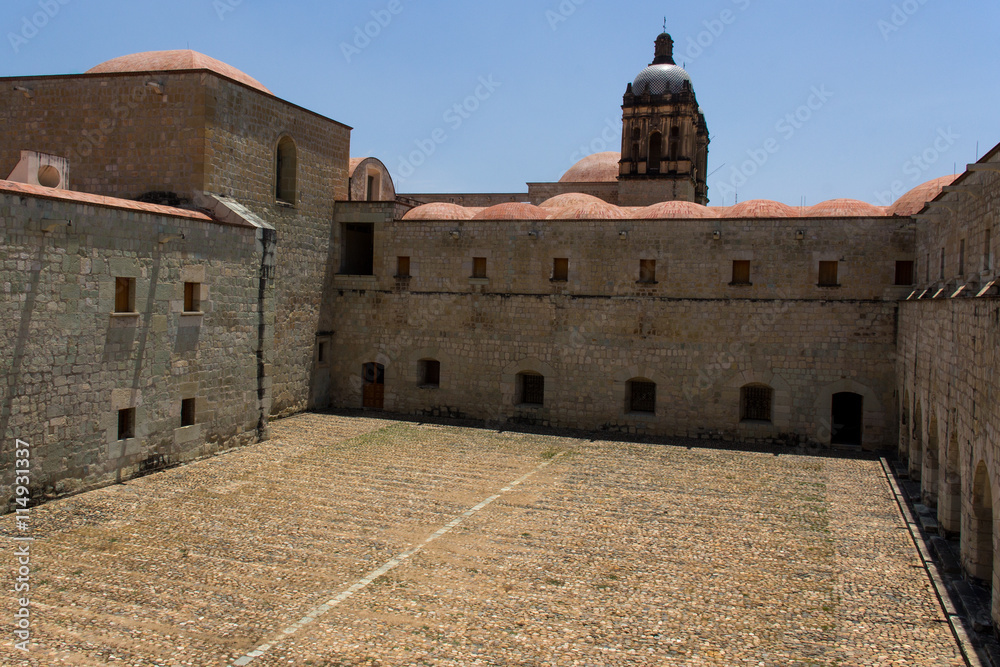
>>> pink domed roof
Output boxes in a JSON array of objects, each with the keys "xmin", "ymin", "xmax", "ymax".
[
  {"xmin": 559, "ymin": 152, "xmax": 621, "ymax": 183},
  {"xmin": 87, "ymin": 50, "xmax": 272, "ymax": 94},
  {"xmin": 472, "ymin": 203, "xmax": 550, "ymax": 220},
  {"xmin": 540, "ymin": 193, "xmax": 611, "ymax": 208},
  {"xmin": 888, "ymin": 175, "xmax": 959, "ymax": 217},
  {"xmin": 550, "ymin": 201, "xmax": 627, "ymax": 220},
  {"xmin": 402, "ymin": 202, "xmax": 475, "ymax": 221},
  {"xmin": 726, "ymin": 200, "xmax": 795, "ymax": 218},
  {"xmin": 639, "ymin": 201, "xmax": 718, "ymax": 219},
  {"xmin": 808, "ymin": 199, "xmax": 887, "ymax": 217}
]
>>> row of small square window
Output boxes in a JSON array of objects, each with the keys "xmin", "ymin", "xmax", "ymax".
[
  {"xmin": 116, "ymin": 399, "xmax": 196, "ymax": 440},
  {"xmin": 392, "ymin": 258, "xmax": 917, "ymax": 287},
  {"xmin": 375, "ymin": 361, "xmax": 775, "ymax": 421},
  {"xmin": 114, "ymin": 277, "xmax": 201, "ymax": 314}
]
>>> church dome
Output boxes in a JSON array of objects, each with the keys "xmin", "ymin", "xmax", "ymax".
[
  {"xmin": 630, "ymin": 32, "xmax": 693, "ymax": 96},
  {"xmin": 808, "ymin": 199, "xmax": 887, "ymax": 217},
  {"xmin": 87, "ymin": 50, "xmax": 272, "ymax": 95},
  {"xmin": 888, "ymin": 174, "xmax": 958, "ymax": 217},
  {"xmin": 727, "ymin": 200, "xmax": 795, "ymax": 218},
  {"xmin": 639, "ymin": 201, "xmax": 717, "ymax": 219},
  {"xmin": 402, "ymin": 202, "xmax": 475, "ymax": 221},
  {"xmin": 560, "ymin": 152, "xmax": 621, "ymax": 183},
  {"xmin": 632, "ymin": 64, "xmax": 693, "ymax": 96},
  {"xmin": 473, "ymin": 203, "xmax": 550, "ymax": 220}
]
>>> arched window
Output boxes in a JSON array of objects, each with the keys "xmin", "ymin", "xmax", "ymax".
[
  {"xmin": 516, "ymin": 372, "xmax": 544, "ymax": 406},
  {"xmin": 740, "ymin": 384, "xmax": 773, "ymax": 422},
  {"xmin": 275, "ymin": 136, "xmax": 297, "ymax": 204},
  {"xmin": 667, "ymin": 126, "xmax": 681, "ymax": 161},
  {"xmin": 627, "ymin": 379, "xmax": 656, "ymax": 414},
  {"xmin": 648, "ymin": 132, "xmax": 663, "ymax": 173}
]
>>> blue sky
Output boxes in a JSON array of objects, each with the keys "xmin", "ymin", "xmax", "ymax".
[{"xmin": 1, "ymin": 0, "xmax": 996, "ymax": 206}]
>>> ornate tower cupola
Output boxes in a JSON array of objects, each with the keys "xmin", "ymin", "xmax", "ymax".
[{"xmin": 619, "ymin": 32, "xmax": 710, "ymax": 206}]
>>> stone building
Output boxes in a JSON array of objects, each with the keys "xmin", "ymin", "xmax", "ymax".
[{"xmin": 2, "ymin": 32, "xmax": 1000, "ymax": 627}]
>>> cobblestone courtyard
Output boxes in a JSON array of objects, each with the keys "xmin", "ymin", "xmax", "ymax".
[{"xmin": 2, "ymin": 414, "xmax": 965, "ymax": 666}]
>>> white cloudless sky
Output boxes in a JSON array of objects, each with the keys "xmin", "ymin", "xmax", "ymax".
[{"xmin": 1, "ymin": 0, "xmax": 996, "ymax": 206}]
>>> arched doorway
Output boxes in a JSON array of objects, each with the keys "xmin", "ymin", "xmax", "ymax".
[
  {"xmin": 922, "ymin": 414, "xmax": 940, "ymax": 506},
  {"xmin": 938, "ymin": 430, "xmax": 961, "ymax": 535},
  {"xmin": 964, "ymin": 461, "xmax": 994, "ymax": 587},
  {"xmin": 831, "ymin": 392, "xmax": 863, "ymax": 445},
  {"xmin": 362, "ymin": 362, "xmax": 385, "ymax": 410}
]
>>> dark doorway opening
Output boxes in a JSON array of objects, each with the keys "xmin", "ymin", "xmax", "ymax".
[
  {"xmin": 362, "ymin": 362, "xmax": 385, "ymax": 410},
  {"xmin": 831, "ymin": 392, "xmax": 863, "ymax": 445}
]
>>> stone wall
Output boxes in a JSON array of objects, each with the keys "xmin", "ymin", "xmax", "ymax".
[
  {"xmin": 0, "ymin": 187, "xmax": 269, "ymax": 506},
  {"xmin": 897, "ymin": 149, "xmax": 1000, "ymax": 621},
  {"xmin": 0, "ymin": 71, "xmax": 352, "ymax": 418},
  {"xmin": 319, "ymin": 212, "xmax": 906, "ymax": 448}
]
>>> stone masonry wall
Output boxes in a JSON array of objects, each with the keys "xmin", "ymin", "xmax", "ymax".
[
  {"xmin": 320, "ymin": 212, "xmax": 906, "ymax": 448},
  {"xmin": 897, "ymin": 152, "xmax": 1000, "ymax": 621},
  {"xmin": 0, "ymin": 191, "xmax": 266, "ymax": 506},
  {"xmin": 202, "ymin": 77, "xmax": 350, "ymax": 417}
]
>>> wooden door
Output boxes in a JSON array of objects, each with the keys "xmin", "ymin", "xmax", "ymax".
[{"xmin": 362, "ymin": 362, "xmax": 385, "ymax": 410}]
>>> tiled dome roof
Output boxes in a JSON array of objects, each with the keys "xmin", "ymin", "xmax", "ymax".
[
  {"xmin": 808, "ymin": 199, "xmax": 887, "ymax": 217},
  {"xmin": 87, "ymin": 50, "xmax": 272, "ymax": 94},
  {"xmin": 539, "ymin": 193, "xmax": 610, "ymax": 208},
  {"xmin": 633, "ymin": 64, "xmax": 693, "ymax": 95},
  {"xmin": 472, "ymin": 203, "xmax": 550, "ymax": 220},
  {"xmin": 639, "ymin": 201, "xmax": 718, "ymax": 219},
  {"xmin": 401, "ymin": 203, "xmax": 476, "ymax": 221},
  {"xmin": 559, "ymin": 152, "xmax": 621, "ymax": 183},
  {"xmin": 726, "ymin": 200, "xmax": 795, "ymax": 218},
  {"xmin": 549, "ymin": 201, "xmax": 627, "ymax": 220},
  {"xmin": 888, "ymin": 175, "xmax": 959, "ymax": 217}
]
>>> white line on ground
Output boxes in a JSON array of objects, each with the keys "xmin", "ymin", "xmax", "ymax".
[{"xmin": 229, "ymin": 452, "xmax": 565, "ymax": 667}]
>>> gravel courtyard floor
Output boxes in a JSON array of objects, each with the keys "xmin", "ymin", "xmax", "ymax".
[{"xmin": 0, "ymin": 413, "xmax": 966, "ymax": 666}]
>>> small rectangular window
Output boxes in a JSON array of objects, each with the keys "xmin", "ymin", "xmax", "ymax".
[
  {"xmin": 894, "ymin": 261, "xmax": 914, "ymax": 286},
  {"xmin": 317, "ymin": 341, "xmax": 327, "ymax": 364},
  {"xmin": 552, "ymin": 258, "xmax": 569, "ymax": 282},
  {"xmin": 731, "ymin": 260, "xmax": 751, "ymax": 285},
  {"xmin": 629, "ymin": 381, "xmax": 656, "ymax": 414},
  {"xmin": 396, "ymin": 256, "xmax": 411, "ymax": 278},
  {"xmin": 115, "ymin": 277, "xmax": 135, "ymax": 313},
  {"xmin": 940, "ymin": 248, "xmax": 945, "ymax": 280},
  {"xmin": 184, "ymin": 282, "xmax": 200, "ymax": 312},
  {"xmin": 118, "ymin": 408, "xmax": 135, "ymax": 440},
  {"xmin": 340, "ymin": 223, "xmax": 375, "ymax": 275},
  {"xmin": 818, "ymin": 261, "xmax": 839, "ymax": 287},
  {"xmin": 639, "ymin": 259, "xmax": 656, "ymax": 283},
  {"xmin": 472, "ymin": 257, "xmax": 487, "ymax": 279},
  {"xmin": 367, "ymin": 175, "xmax": 376, "ymax": 202},
  {"xmin": 741, "ymin": 386, "xmax": 773, "ymax": 422},
  {"xmin": 926, "ymin": 253, "xmax": 930, "ymax": 282},
  {"xmin": 520, "ymin": 374, "xmax": 545, "ymax": 406},
  {"xmin": 419, "ymin": 360, "xmax": 441, "ymax": 388},
  {"xmin": 181, "ymin": 398, "xmax": 196, "ymax": 427},
  {"xmin": 959, "ymin": 239, "xmax": 966, "ymax": 276}
]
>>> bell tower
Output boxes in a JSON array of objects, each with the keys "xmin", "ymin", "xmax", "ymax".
[{"xmin": 619, "ymin": 32, "xmax": 709, "ymax": 206}]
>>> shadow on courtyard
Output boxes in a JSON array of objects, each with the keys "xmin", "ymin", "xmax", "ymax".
[{"xmin": 316, "ymin": 407, "xmax": 888, "ymax": 462}]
